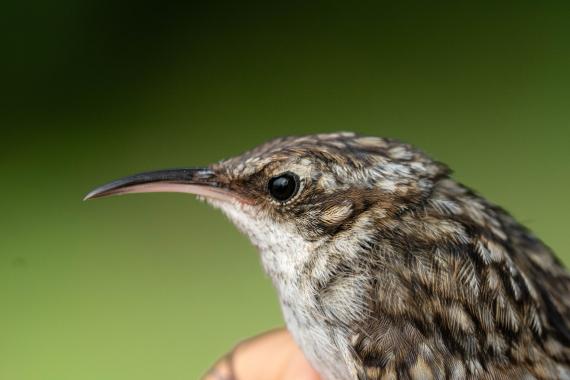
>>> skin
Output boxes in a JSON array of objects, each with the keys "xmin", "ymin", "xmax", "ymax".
[{"xmin": 202, "ymin": 329, "xmax": 320, "ymax": 380}]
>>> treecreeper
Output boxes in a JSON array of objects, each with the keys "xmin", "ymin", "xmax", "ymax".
[{"xmin": 85, "ymin": 132, "xmax": 570, "ymax": 379}]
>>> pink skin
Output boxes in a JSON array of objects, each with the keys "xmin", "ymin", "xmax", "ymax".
[{"xmin": 203, "ymin": 329, "xmax": 320, "ymax": 380}]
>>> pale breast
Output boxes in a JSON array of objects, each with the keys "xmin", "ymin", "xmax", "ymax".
[
  {"xmin": 279, "ymin": 290, "xmax": 354, "ymax": 380},
  {"xmin": 210, "ymin": 199, "xmax": 358, "ymax": 379}
]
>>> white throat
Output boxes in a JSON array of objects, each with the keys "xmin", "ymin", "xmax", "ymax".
[
  {"xmin": 207, "ymin": 199, "xmax": 312, "ymax": 289},
  {"xmin": 205, "ymin": 198, "xmax": 353, "ymax": 380}
]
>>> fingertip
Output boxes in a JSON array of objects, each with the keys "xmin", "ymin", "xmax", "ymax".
[{"xmin": 202, "ymin": 355, "xmax": 235, "ymax": 380}]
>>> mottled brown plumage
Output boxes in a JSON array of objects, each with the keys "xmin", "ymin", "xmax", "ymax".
[{"xmin": 87, "ymin": 132, "xmax": 570, "ymax": 379}]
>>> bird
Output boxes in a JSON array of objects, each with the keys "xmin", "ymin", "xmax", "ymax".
[{"xmin": 85, "ymin": 132, "xmax": 570, "ymax": 380}]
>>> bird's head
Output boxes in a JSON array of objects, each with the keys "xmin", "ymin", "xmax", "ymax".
[{"xmin": 86, "ymin": 132, "xmax": 449, "ymax": 278}]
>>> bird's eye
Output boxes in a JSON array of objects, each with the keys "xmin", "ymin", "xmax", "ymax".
[{"xmin": 268, "ymin": 172, "xmax": 300, "ymax": 202}]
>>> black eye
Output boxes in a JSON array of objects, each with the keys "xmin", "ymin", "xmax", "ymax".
[{"xmin": 268, "ymin": 172, "xmax": 300, "ymax": 202}]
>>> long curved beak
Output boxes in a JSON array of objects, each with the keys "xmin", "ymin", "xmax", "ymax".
[{"xmin": 84, "ymin": 168, "xmax": 232, "ymax": 202}]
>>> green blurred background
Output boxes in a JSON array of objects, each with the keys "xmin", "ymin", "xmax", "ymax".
[{"xmin": 1, "ymin": 2, "xmax": 569, "ymax": 379}]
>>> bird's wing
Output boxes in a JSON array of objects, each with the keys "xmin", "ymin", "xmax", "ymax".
[{"xmin": 348, "ymin": 182, "xmax": 570, "ymax": 379}]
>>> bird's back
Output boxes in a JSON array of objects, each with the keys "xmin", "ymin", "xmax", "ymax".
[{"xmin": 348, "ymin": 178, "xmax": 570, "ymax": 379}]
